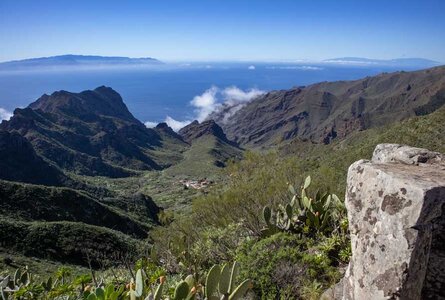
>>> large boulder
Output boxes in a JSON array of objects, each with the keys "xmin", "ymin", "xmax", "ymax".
[{"xmin": 324, "ymin": 144, "xmax": 445, "ymax": 299}]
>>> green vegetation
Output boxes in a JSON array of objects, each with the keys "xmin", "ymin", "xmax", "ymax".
[
  {"xmin": 0, "ymin": 180, "xmax": 154, "ymax": 237},
  {"xmin": 151, "ymin": 165, "xmax": 349, "ymax": 299},
  {"xmin": 77, "ymin": 171, "xmax": 211, "ymax": 212},
  {"xmin": 149, "ymin": 107, "xmax": 445, "ymax": 298},
  {"xmin": 165, "ymin": 135, "xmax": 243, "ymax": 179},
  {"xmin": 261, "ymin": 176, "xmax": 346, "ymax": 237},
  {"xmin": 0, "ymin": 261, "xmax": 252, "ymax": 300},
  {"xmin": 1, "ymin": 101, "xmax": 444, "ymax": 298},
  {"xmin": 236, "ymin": 232, "xmax": 346, "ymax": 299},
  {"xmin": 279, "ymin": 105, "xmax": 445, "ymax": 197},
  {"xmin": 0, "ymin": 220, "xmax": 143, "ymax": 268}
]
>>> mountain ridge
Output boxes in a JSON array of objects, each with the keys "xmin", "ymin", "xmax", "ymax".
[{"xmin": 211, "ymin": 65, "xmax": 445, "ymax": 148}]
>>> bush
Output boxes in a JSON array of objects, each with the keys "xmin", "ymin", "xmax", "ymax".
[{"xmin": 236, "ymin": 232, "xmax": 346, "ymax": 299}]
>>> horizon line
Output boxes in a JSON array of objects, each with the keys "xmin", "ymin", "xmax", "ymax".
[{"xmin": 0, "ymin": 54, "xmax": 442, "ymax": 64}]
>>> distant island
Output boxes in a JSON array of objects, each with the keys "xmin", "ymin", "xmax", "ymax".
[
  {"xmin": 0, "ymin": 54, "xmax": 163, "ymax": 71},
  {"xmin": 324, "ymin": 57, "xmax": 440, "ymax": 67}
]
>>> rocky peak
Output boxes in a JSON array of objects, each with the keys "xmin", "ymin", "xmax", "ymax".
[
  {"xmin": 155, "ymin": 122, "xmax": 170, "ymax": 130},
  {"xmin": 154, "ymin": 122, "xmax": 184, "ymax": 141},
  {"xmin": 29, "ymin": 86, "xmax": 137, "ymax": 122},
  {"xmin": 178, "ymin": 119, "xmax": 235, "ymax": 145}
]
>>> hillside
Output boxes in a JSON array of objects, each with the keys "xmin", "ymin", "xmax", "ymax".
[
  {"xmin": 278, "ymin": 105, "xmax": 445, "ymax": 195},
  {"xmin": 0, "ymin": 131, "xmax": 68, "ymax": 186},
  {"xmin": 166, "ymin": 120, "xmax": 243, "ymax": 178},
  {"xmin": 151, "ymin": 104, "xmax": 445, "ymax": 299},
  {"xmin": 211, "ymin": 65, "xmax": 445, "ymax": 148},
  {"xmin": 0, "ymin": 87, "xmax": 237, "ymax": 269},
  {"xmin": 1, "ymin": 67, "xmax": 444, "ymax": 288}
]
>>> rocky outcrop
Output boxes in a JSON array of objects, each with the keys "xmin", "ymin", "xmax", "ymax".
[{"xmin": 323, "ymin": 144, "xmax": 445, "ymax": 299}]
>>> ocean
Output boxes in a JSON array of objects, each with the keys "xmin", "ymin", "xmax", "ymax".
[{"xmin": 0, "ymin": 62, "xmax": 424, "ymax": 127}]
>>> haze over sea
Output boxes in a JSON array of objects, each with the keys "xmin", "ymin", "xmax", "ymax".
[{"xmin": 0, "ymin": 62, "xmax": 430, "ymax": 130}]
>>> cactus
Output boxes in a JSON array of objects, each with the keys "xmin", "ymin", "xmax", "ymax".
[
  {"xmin": 0, "ymin": 263, "xmax": 249, "ymax": 300},
  {"xmin": 173, "ymin": 281, "xmax": 190, "ymax": 299},
  {"xmin": 144, "ymin": 274, "xmax": 196, "ymax": 300},
  {"xmin": 261, "ymin": 175, "xmax": 344, "ymax": 237},
  {"xmin": 153, "ymin": 276, "xmax": 164, "ymax": 300},
  {"xmin": 205, "ymin": 265, "xmax": 220, "ymax": 299},
  {"xmin": 84, "ymin": 284, "xmax": 124, "ymax": 300},
  {"xmin": 204, "ymin": 261, "xmax": 252, "ymax": 300},
  {"xmin": 133, "ymin": 269, "xmax": 143, "ymax": 297}
]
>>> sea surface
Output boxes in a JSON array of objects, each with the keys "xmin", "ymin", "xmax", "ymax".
[{"xmin": 0, "ymin": 62, "xmax": 425, "ymax": 125}]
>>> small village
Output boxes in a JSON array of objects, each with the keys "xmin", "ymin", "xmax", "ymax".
[{"xmin": 179, "ymin": 178, "xmax": 213, "ymax": 190}]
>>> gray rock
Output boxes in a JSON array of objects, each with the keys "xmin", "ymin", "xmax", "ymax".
[
  {"xmin": 372, "ymin": 143, "xmax": 444, "ymax": 166},
  {"xmin": 336, "ymin": 144, "xmax": 445, "ymax": 300}
]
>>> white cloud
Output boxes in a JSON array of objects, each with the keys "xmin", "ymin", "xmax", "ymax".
[
  {"xmin": 144, "ymin": 121, "xmax": 158, "ymax": 128},
  {"xmin": 248, "ymin": 65, "xmax": 256, "ymax": 70},
  {"xmin": 190, "ymin": 86, "xmax": 219, "ymax": 122},
  {"xmin": 0, "ymin": 108, "xmax": 12, "ymax": 121},
  {"xmin": 144, "ymin": 117, "xmax": 191, "ymax": 132},
  {"xmin": 222, "ymin": 86, "xmax": 264, "ymax": 105},
  {"xmin": 298, "ymin": 66, "xmax": 323, "ymax": 70},
  {"xmin": 323, "ymin": 59, "xmax": 377, "ymax": 65},
  {"xmin": 165, "ymin": 116, "xmax": 193, "ymax": 132},
  {"xmin": 145, "ymin": 86, "xmax": 265, "ymax": 132}
]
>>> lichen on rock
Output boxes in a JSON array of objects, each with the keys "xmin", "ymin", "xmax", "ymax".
[{"xmin": 322, "ymin": 144, "xmax": 445, "ymax": 300}]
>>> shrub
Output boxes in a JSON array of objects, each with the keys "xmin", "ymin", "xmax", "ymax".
[{"xmin": 236, "ymin": 232, "xmax": 345, "ymax": 299}]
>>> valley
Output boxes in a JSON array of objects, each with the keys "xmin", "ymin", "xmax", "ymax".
[{"xmin": 0, "ymin": 65, "xmax": 444, "ymax": 299}]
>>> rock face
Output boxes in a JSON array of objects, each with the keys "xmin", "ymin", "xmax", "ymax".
[{"xmin": 330, "ymin": 144, "xmax": 445, "ymax": 299}]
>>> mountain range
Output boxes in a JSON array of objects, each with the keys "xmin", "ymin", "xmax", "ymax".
[
  {"xmin": 0, "ymin": 55, "xmax": 163, "ymax": 71},
  {"xmin": 0, "ymin": 65, "xmax": 444, "ymax": 268},
  {"xmin": 323, "ymin": 57, "xmax": 440, "ymax": 67}
]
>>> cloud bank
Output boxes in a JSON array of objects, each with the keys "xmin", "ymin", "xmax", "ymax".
[
  {"xmin": 0, "ymin": 108, "xmax": 12, "ymax": 121},
  {"xmin": 145, "ymin": 86, "xmax": 264, "ymax": 131}
]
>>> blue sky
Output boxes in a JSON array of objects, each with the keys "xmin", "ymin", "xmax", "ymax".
[{"xmin": 0, "ymin": 0, "xmax": 444, "ymax": 62}]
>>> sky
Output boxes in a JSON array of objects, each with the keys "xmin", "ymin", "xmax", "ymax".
[{"xmin": 0, "ymin": 0, "xmax": 444, "ymax": 62}]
